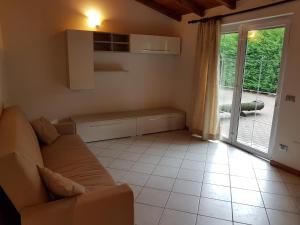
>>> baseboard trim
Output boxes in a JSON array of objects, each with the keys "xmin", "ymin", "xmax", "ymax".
[{"xmin": 270, "ymin": 160, "xmax": 300, "ymax": 176}]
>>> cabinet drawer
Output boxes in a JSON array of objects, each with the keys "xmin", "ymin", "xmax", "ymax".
[
  {"xmin": 77, "ymin": 118, "xmax": 137, "ymax": 142},
  {"xmin": 137, "ymin": 114, "xmax": 185, "ymax": 135}
]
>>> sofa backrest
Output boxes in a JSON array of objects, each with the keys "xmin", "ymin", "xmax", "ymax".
[{"xmin": 0, "ymin": 106, "xmax": 48, "ymax": 211}]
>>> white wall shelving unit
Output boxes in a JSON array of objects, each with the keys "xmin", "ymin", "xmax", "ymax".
[{"xmin": 66, "ymin": 30, "xmax": 181, "ymax": 90}]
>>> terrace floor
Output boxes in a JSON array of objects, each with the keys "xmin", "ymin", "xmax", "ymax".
[
  {"xmin": 219, "ymin": 88, "xmax": 276, "ymax": 152},
  {"xmin": 89, "ymin": 130, "xmax": 300, "ymax": 225}
]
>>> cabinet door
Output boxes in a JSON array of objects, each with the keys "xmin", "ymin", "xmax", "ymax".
[
  {"xmin": 67, "ymin": 30, "xmax": 94, "ymax": 90},
  {"xmin": 167, "ymin": 115, "xmax": 186, "ymax": 130},
  {"xmin": 130, "ymin": 34, "xmax": 180, "ymax": 55},
  {"xmin": 137, "ymin": 113, "xmax": 186, "ymax": 135},
  {"xmin": 137, "ymin": 115, "xmax": 169, "ymax": 135},
  {"xmin": 165, "ymin": 37, "xmax": 181, "ymax": 55}
]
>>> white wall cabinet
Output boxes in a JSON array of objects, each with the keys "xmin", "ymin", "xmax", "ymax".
[
  {"xmin": 67, "ymin": 30, "xmax": 94, "ymax": 90},
  {"xmin": 72, "ymin": 108, "xmax": 185, "ymax": 142},
  {"xmin": 130, "ymin": 34, "xmax": 181, "ymax": 55}
]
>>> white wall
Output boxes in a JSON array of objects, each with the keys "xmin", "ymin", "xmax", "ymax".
[
  {"xmin": 174, "ymin": 0, "xmax": 300, "ymax": 170},
  {"xmin": 172, "ymin": 14, "xmax": 198, "ymax": 127},
  {"xmin": 0, "ymin": 0, "xmax": 179, "ymax": 120},
  {"xmin": 92, "ymin": 52, "xmax": 177, "ymax": 114}
]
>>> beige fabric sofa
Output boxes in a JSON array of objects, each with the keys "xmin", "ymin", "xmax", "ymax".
[{"xmin": 0, "ymin": 106, "xmax": 134, "ymax": 225}]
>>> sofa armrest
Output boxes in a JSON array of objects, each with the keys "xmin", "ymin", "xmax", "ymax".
[
  {"xmin": 21, "ymin": 184, "xmax": 134, "ymax": 225},
  {"xmin": 54, "ymin": 121, "xmax": 76, "ymax": 135},
  {"xmin": 21, "ymin": 197, "xmax": 76, "ymax": 225},
  {"xmin": 74, "ymin": 184, "xmax": 134, "ymax": 225}
]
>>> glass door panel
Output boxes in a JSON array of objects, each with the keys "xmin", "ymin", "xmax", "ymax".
[
  {"xmin": 236, "ymin": 27, "xmax": 285, "ymax": 153},
  {"xmin": 219, "ymin": 33, "xmax": 239, "ymax": 140}
]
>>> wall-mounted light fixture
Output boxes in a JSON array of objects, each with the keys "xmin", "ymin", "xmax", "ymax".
[
  {"xmin": 86, "ymin": 10, "xmax": 102, "ymax": 29},
  {"xmin": 248, "ymin": 30, "xmax": 257, "ymax": 39}
]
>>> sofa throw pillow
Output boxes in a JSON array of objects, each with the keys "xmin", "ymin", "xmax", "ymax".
[
  {"xmin": 31, "ymin": 117, "xmax": 60, "ymax": 145},
  {"xmin": 38, "ymin": 166, "xmax": 86, "ymax": 198}
]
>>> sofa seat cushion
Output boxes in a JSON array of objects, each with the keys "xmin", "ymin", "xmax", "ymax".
[{"xmin": 41, "ymin": 135, "xmax": 115, "ymax": 190}]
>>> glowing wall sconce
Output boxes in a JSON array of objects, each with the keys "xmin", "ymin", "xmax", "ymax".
[
  {"xmin": 86, "ymin": 10, "xmax": 103, "ymax": 28},
  {"xmin": 248, "ymin": 30, "xmax": 257, "ymax": 39}
]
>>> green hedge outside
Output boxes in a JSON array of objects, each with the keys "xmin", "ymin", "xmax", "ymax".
[{"xmin": 220, "ymin": 28, "xmax": 285, "ymax": 94}]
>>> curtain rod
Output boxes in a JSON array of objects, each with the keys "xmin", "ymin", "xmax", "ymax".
[{"xmin": 188, "ymin": 0, "xmax": 296, "ymax": 24}]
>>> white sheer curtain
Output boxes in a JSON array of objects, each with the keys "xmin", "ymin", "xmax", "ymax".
[{"xmin": 190, "ymin": 19, "xmax": 221, "ymax": 140}]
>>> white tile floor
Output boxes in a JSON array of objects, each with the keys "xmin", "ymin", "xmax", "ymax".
[{"xmin": 88, "ymin": 130, "xmax": 300, "ymax": 225}]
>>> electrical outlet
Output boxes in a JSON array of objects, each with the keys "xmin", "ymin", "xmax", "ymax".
[
  {"xmin": 286, "ymin": 95, "xmax": 296, "ymax": 103},
  {"xmin": 279, "ymin": 144, "xmax": 288, "ymax": 152}
]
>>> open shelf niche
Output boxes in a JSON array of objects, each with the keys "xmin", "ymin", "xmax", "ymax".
[{"xmin": 93, "ymin": 32, "xmax": 130, "ymax": 52}]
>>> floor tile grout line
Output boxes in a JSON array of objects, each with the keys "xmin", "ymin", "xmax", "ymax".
[
  {"xmin": 253, "ymin": 160, "xmax": 271, "ymax": 225},
  {"xmin": 226, "ymin": 142, "xmax": 234, "ymax": 225},
  {"xmin": 135, "ymin": 193, "xmax": 296, "ymax": 222},
  {"xmin": 158, "ymin": 134, "xmax": 189, "ymax": 224},
  {"xmin": 107, "ymin": 133, "xmax": 167, "ymax": 173},
  {"xmin": 98, "ymin": 154, "xmax": 300, "ymax": 200},
  {"xmin": 133, "ymin": 182, "xmax": 296, "ymax": 211},
  {"xmin": 103, "ymin": 153, "xmax": 297, "ymax": 188},
  {"xmin": 90, "ymin": 132, "xmax": 300, "ymax": 223},
  {"xmin": 128, "ymin": 161, "xmax": 300, "ymax": 214},
  {"xmin": 156, "ymin": 132, "xmax": 181, "ymax": 225},
  {"xmin": 135, "ymin": 201, "xmax": 239, "ymax": 224},
  {"xmin": 131, "ymin": 132, "xmax": 174, "ymax": 204},
  {"xmin": 112, "ymin": 134, "xmax": 166, "ymax": 188},
  {"xmin": 98, "ymin": 143, "xmax": 236, "ymax": 166},
  {"xmin": 196, "ymin": 140, "xmax": 209, "ymax": 225}
]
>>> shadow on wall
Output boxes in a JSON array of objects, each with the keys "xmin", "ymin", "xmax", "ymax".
[
  {"xmin": 49, "ymin": 31, "xmax": 69, "ymax": 90},
  {"xmin": 101, "ymin": 19, "xmax": 178, "ymax": 36}
]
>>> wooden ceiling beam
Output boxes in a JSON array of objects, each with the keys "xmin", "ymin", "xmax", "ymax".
[
  {"xmin": 177, "ymin": 0, "xmax": 205, "ymax": 17},
  {"xmin": 135, "ymin": 0, "xmax": 182, "ymax": 21},
  {"xmin": 215, "ymin": 0, "xmax": 236, "ymax": 9}
]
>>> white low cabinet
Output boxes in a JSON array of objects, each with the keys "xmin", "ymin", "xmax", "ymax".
[{"xmin": 72, "ymin": 108, "xmax": 185, "ymax": 142}]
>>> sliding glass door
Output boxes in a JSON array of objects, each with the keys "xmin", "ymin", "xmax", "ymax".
[{"xmin": 219, "ymin": 17, "xmax": 289, "ymax": 158}]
